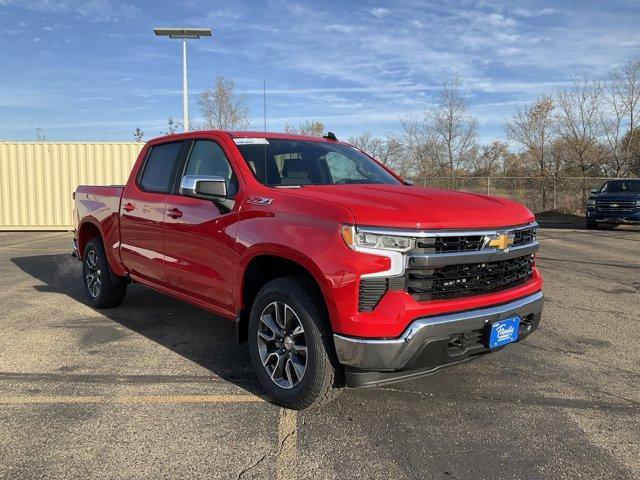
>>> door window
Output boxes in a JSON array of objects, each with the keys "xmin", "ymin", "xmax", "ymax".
[
  {"xmin": 138, "ymin": 141, "xmax": 183, "ymax": 193},
  {"xmin": 183, "ymin": 140, "xmax": 238, "ymax": 196}
]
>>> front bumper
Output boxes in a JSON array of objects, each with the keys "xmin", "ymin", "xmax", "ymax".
[
  {"xmin": 586, "ymin": 210, "xmax": 640, "ymax": 224},
  {"xmin": 334, "ymin": 291, "xmax": 544, "ymax": 387}
]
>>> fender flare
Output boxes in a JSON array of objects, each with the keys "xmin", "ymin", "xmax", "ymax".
[{"xmin": 234, "ymin": 244, "xmax": 338, "ymax": 338}]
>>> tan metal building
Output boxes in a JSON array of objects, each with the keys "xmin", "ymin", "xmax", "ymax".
[{"xmin": 0, "ymin": 142, "xmax": 144, "ymax": 230}]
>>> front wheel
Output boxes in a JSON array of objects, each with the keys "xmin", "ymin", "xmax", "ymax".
[
  {"xmin": 248, "ymin": 276, "xmax": 343, "ymax": 409},
  {"xmin": 586, "ymin": 218, "xmax": 598, "ymax": 230},
  {"xmin": 82, "ymin": 239, "xmax": 127, "ymax": 308}
]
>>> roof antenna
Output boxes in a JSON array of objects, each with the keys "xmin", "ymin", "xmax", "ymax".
[
  {"xmin": 263, "ymin": 78, "xmax": 267, "ymax": 133},
  {"xmin": 263, "ymin": 78, "xmax": 267, "ymax": 185}
]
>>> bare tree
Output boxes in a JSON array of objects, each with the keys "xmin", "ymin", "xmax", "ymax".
[
  {"xmin": 382, "ymin": 136, "xmax": 413, "ymax": 178},
  {"xmin": 133, "ymin": 127, "xmax": 144, "ymax": 142},
  {"xmin": 467, "ymin": 141, "xmax": 511, "ymax": 176},
  {"xmin": 348, "ymin": 132, "xmax": 408, "ymax": 176},
  {"xmin": 348, "ymin": 131, "xmax": 378, "ymax": 155},
  {"xmin": 548, "ymin": 138, "xmax": 572, "ymax": 178},
  {"xmin": 399, "ymin": 114, "xmax": 446, "ymax": 182},
  {"xmin": 555, "ymin": 76, "xmax": 605, "ymax": 200},
  {"xmin": 164, "ymin": 117, "xmax": 179, "ymax": 135},
  {"xmin": 348, "ymin": 132, "xmax": 391, "ymax": 163},
  {"xmin": 505, "ymin": 96, "xmax": 556, "ymax": 209},
  {"xmin": 603, "ymin": 58, "xmax": 640, "ymax": 176},
  {"xmin": 35, "ymin": 127, "xmax": 46, "ymax": 142},
  {"xmin": 199, "ymin": 75, "xmax": 250, "ymax": 130},
  {"xmin": 601, "ymin": 76, "xmax": 629, "ymax": 176},
  {"xmin": 428, "ymin": 77, "xmax": 478, "ymax": 185},
  {"xmin": 621, "ymin": 127, "xmax": 640, "ymax": 175},
  {"xmin": 284, "ymin": 120, "xmax": 325, "ymax": 137}
]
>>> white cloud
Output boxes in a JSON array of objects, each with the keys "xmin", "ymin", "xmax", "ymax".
[
  {"xmin": 1, "ymin": 0, "xmax": 141, "ymax": 22},
  {"xmin": 513, "ymin": 7, "xmax": 556, "ymax": 18},
  {"xmin": 487, "ymin": 13, "xmax": 517, "ymax": 28},
  {"xmin": 324, "ymin": 24, "xmax": 354, "ymax": 34},
  {"xmin": 2, "ymin": 0, "xmax": 639, "ymax": 142},
  {"xmin": 370, "ymin": 7, "xmax": 390, "ymax": 18}
]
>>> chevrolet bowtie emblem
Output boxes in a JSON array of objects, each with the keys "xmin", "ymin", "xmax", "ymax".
[{"xmin": 487, "ymin": 233, "xmax": 515, "ymax": 251}]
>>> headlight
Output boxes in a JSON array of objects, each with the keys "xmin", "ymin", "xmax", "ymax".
[
  {"xmin": 636, "ymin": 199, "xmax": 640, "ymax": 207},
  {"xmin": 586, "ymin": 198, "xmax": 596, "ymax": 206},
  {"xmin": 341, "ymin": 225, "xmax": 414, "ymax": 252}
]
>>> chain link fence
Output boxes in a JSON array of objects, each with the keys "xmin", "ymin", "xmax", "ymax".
[{"xmin": 413, "ymin": 177, "xmax": 622, "ymax": 214}]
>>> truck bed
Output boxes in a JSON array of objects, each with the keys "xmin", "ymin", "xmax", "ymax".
[{"xmin": 74, "ymin": 185, "xmax": 124, "ymax": 224}]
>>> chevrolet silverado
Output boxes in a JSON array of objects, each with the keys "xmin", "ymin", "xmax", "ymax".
[
  {"xmin": 586, "ymin": 179, "xmax": 640, "ymax": 229},
  {"xmin": 73, "ymin": 131, "xmax": 544, "ymax": 409}
]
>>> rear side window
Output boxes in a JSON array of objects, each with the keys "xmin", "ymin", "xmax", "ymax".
[{"xmin": 139, "ymin": 142, "xmax": 183, "ymax": 193}]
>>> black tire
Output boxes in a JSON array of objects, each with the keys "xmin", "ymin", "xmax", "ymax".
[
  {"xmin": 586, "ymin": 219, "xmax": 598, "ymax": 230},
  {"xmin": 248, "ymin": 276, "xmax": 344, "ymax": 409},
  {"xmin": 82, "ymin": 238, "xmax": 127, "ymax": 308}
]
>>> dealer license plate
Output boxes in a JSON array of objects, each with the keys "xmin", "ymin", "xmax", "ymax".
[{"xmin": 489, "ymin": 317, "xmax": 520, "ymax": 348}]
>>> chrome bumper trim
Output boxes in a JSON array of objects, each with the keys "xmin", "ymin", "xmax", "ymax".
[{"xmin": 333, "ymin": 291, "xmax": 544, "ymax": 371}]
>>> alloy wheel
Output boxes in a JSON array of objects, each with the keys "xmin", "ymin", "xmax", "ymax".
[
  {"xmin": 85, "ymin": 249, "xmax": 102, "ymax": 298},
  {"xmin": 256, "ymin": 301, "xmax": 307, "ymax": 389}
]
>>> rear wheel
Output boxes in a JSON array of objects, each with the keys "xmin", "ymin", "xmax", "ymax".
[
  {"xmin": 248, "ymin": 276, "xmax": 343, "ymax": 409},
  {"xmin": 82, "ymin": 239, "xmax": 127, "ymax": 308}
]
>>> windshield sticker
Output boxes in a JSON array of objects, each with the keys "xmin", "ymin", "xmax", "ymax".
[{"xmin": 233, "ymin": 138, "xmax": 269, "ymax": 145}]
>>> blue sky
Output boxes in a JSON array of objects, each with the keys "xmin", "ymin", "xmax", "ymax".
[{"xmin": 1, "ymin": 0, "xmax": 639, "ymax": 142}]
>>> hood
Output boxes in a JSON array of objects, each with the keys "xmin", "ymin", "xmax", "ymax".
[{"xmin": 279, "ymin": 184, "xmax": 534, "ymax": 229}]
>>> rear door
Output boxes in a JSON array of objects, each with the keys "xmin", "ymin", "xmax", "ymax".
[
  {"xmin": 163, "ymin": 138, "xmax": 241, "ymax": 314},
  {"xmin": 119, "ymin": 141, "xmax": 185, "ymax": 284}
]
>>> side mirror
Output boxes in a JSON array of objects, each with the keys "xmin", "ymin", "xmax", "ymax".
[
  {"xmin": 590, "ymin": 188, "xmax": 599, "ymax": 194},
  {"xmin": 404, "ymin": 179, "xmax": 415, "ymax": 186},
  {"xmin": 180, "ymin": 175, "xmax": 227, "ymax": 200}
]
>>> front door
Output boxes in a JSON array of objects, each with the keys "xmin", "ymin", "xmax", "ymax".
[
  {"xmin": 163, "ymin": 138, "xmax": 241, "ymax": 314},
  {"xmin": 119, "ymin": 141, "xmax": 184, "ymax": 284}
]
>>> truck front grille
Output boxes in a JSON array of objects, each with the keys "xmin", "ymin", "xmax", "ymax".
[
  {"xmin": 595, "ymin": 201, "xmax": 636, "ymax": 213},
  {"xmin": 415, "ymin": 235, "xmax": 485, "ymax": 254},
  {"xmin": 359, "ymin": 254, "xmax": 534, "ymax": 310},
  {"xmin": 405, "ymin": 255, "xmax": 534, "ymax": 301},
  {"xmin": 357, "ymin": 223, "xmax": 538, "ymax": 312},
  {"xmin": 513, "ymin": 227, "xmax": 536, "ymax": 245},
  {"xmin": 414, "ymin": 225, "xmax": 536, "ymax": 254}
]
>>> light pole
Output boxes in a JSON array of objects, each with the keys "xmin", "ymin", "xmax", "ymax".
[{"xmin": 153, "ymin": 27, "xmax": 212, "ymax": 132}]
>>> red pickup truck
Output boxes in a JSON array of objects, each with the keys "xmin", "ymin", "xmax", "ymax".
[{"xmin": 73, "ymin": 131, "xmax": 543, "ymax": 409}]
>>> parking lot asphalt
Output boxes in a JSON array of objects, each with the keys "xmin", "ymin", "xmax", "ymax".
[{"xmin": 0, "ymin": 227, "xmax": 638, "ymax": 480}]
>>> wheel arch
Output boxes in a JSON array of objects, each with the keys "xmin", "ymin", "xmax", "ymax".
[
  {"xmin": 236, "ymin": 251, "xmax": 332, "ymax": 343},
  {"xmin": 77, "ymin": 219, "xmax": 103, "ymax": 259}
]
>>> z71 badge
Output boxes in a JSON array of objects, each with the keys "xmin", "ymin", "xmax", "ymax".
[{"xmin": 247, "ymin": 196, "xmax": 274, "ymax": 205}]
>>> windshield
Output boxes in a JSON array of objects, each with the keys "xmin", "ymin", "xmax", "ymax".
[
  {"xmin": 234, "ymin": 138, "xmax": 401, "ymax": 187},
  {"xmin": 601, "ymin": 180, "xmax": 640, "ymax": 194}
]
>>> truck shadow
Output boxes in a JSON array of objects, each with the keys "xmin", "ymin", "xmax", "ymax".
[{"xmin": 11, "ymin": 253, "xmax": 264, "ymax": 397}]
